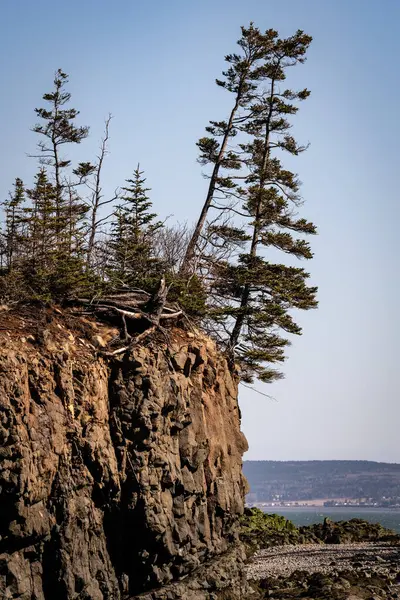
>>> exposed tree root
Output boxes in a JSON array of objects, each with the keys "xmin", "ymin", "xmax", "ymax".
[{"xmin": 71, "ymin": 279, "xmax": 182, "ymax": 356}]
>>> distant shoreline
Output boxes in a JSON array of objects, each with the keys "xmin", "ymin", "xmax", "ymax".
[
  {"xmin": 243, "ymin": 461, "xmax": 400, "ymax": 510},
  {"xmin": 250, "ymin": 505, "xmax": 400, "ymax": 513}
]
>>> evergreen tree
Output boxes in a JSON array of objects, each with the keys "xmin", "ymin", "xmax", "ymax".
[
  {"xmin": 180, "ymin": 24, "xmax": 272, "ymax": 274},
  {"xmin": 18, "ymin": 169, "xmax": 88, "ymax": 299},
  {"xmin": 1, "ymin": 178, "xmax": 26, "ymax": 271},
  {"xmin": 30, "ymin": 70, "xmax": 93, "ymax": 297},
  {"xmin": 108, "ymin": 206, "xmax": 128, "ymax": 285},
  {"xmin": 207, "ymin": 30, "xmax": 318, "ymax": 382},
  {"xmin": 0, "ymin": 38, "xmax": 318, "ymax": 378},
  {"xmin": 32, "ymin": 69, "xmax": 91, "ymax": 227},
  {"xmin": 53, "ymin": 183, "xmax": 90, "ymax": 296},
  {"xmin": 108, "ymin": 166, "xmax": 163, "ymax": 289},
  {"xmin": 21, "ymin": 169, "xmax": 58, "ymax": 297}
]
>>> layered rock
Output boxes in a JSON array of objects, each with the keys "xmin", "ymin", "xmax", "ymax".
[{"xmin": 0, "ymin": 309, "xmax": 248, "ymax": 599}]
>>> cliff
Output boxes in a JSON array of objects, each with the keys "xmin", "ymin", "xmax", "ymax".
[{"xmin": 0, "ymin": 306, "xmax": 249, "ymax": 599}]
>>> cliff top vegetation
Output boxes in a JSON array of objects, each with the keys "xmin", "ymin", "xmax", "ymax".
[{"xmin": 0, "ymin": 24, "xmax": 317, "ymax": 384}]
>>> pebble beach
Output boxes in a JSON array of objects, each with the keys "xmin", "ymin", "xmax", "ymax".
[{"xmin": 246, "ymin": 542, "xmax": 400, "ymax": 580}]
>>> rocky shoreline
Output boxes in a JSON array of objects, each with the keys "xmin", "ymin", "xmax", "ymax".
[
  {"xmin": 242, "ymin": 509, "xmax": 400, "ymax": 600},
  {"xmin": 247, "ymin": 542, "xmax": 400, "ymax": 580}
]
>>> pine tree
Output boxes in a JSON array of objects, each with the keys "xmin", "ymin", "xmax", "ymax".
[
  {"xmin": 30, "ymin": 70, "xmax": 92, "ymax": 297},
  {"xmin": 207, "ymin": 30, "xmax": 318, "ymax": 383},
  {"xmin": 108, "ymin": 166, "xmax": 163, "ymax": 290},
  {"xmin": 32, "ymin": 69, "xmax": 90, "ymax": 228},
  {"xmin": 180, "ymin": 24, "xmax": 272, "ymax": 274},
  {"xmin": 53, "ymin": 183, "xmax": 90, "ymax": 296},
  {"xmin": 22, "ymin": 169, "xmax": 58, "ymax": 297},
  {"xmin": 1, "ymin": 178, "xmax": 26, "ymax": 271}
]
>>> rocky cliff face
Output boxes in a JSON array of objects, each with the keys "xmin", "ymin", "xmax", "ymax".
[{"xmin": 0, "ymin": 308, "xmax": 249, "ymax": 599}]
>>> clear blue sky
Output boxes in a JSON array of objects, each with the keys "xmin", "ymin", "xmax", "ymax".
[{"xmin": 1, "ymin": 0, "xmax": 399, "ymax": 462}]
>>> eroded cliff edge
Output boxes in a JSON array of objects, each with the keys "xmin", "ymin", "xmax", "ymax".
[{"xmin": 0, "ymin": 307, "xmax": 249, "ymax": 599}]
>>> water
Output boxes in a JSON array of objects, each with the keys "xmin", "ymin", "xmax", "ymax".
[{"xmin": 264, "ymin": 507, "xmax": 400, "ymax": 533}]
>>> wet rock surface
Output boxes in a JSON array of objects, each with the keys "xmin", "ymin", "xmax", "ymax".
[{"xmin": 0, "ymin": 309, "xmax": 249, "ymax": 599}]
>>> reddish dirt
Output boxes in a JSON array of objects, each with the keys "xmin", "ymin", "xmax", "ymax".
[{"xmin": 0, "ymin": 303, "xmax": 118, "ymax": 357}]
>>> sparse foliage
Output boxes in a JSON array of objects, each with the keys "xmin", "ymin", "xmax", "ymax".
[{"xmin": 181, "ymin": 24, "xmax": 271, "ymax": 274}]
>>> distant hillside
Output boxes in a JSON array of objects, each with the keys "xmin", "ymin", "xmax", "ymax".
[{"xmin": 243, "ymin": 461, "xmax": 400, "ymax": 506}]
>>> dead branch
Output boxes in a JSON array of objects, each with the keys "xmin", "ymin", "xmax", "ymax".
[
  {"xmin": 72, "ymin": 278, "xmax": 183, "ymax": 359},
  {"xmin": 103, "ymin": 326, "xmax": 158, "ymax": 357}
]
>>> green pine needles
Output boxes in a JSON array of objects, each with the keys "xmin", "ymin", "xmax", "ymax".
[
  {"xmin": 185, "ymin": 25, "xmax": 318, "ymax": 382},
  {"xmin": 0, "ymin": 23, "xmax": 318, "ymax": 385},
  {"xmin": 108, "ymin": 165, "xmax": 163, "ymax": 290}
]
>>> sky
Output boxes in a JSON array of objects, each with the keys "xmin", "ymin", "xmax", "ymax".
[{"xmin": 0, "ymin": 0, "xmax": 399, "ymax": 463}]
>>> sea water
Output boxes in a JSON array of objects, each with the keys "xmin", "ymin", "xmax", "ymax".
[{"xmin": 265, "ymin": 507, "xmax": 400, "ymax": 533}]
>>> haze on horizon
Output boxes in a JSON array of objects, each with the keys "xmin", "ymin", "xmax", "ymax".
[{"xmin": 0, "ymin": 0, "xmax": 398, "ymax": 463}]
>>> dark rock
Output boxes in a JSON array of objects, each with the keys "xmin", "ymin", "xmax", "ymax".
[
  {"xmin": 0, "ymin": 322, "xmax": 250, "ymax": 599},
  {"xmin": 302, "ymin": 518, "xmax": 400, "ymax": 545}
]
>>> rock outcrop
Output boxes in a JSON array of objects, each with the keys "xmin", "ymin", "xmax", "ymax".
[
  {"xmin": 243, "ymin": 509, "xmax": 400, "ymax": 600},
  {"xmin": 0, "ymin": 307, "xmax": 249, "ymax": 599},
  {"xmin": 240, "ymin": 509, "xmax": 400, "ymax": 552}
]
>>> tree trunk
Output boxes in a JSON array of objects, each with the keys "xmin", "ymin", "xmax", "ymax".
[
  {"xmin": 180, "ymin": 78, "xmax": 247, "ymax": 275},
  {"xmin": 229, "ymin": 76, "xmax": 277, "ymax": 350}
]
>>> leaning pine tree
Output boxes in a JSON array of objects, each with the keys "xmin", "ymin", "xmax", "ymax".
[
  {"xmin": 207, "ymin": 29, "xmax": 318, "ymax": 383},
  {"xmin": 180, "ymin": 24, "xmax": 273, "ymax": 274}
]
